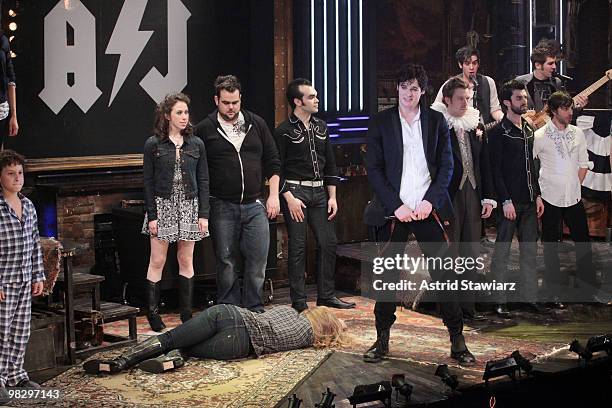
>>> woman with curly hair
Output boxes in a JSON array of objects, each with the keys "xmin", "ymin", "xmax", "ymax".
[
  {"xmin": 83, "ymin": 305, "xmax": 350, "ymax": 375},
  {"xmin": 142, "ymin": 92, "xmax": 209, "ymax": 331}
]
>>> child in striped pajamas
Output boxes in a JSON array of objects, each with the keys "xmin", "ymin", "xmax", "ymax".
[{"xmin": 0, "ymin": 150, "xmax": 45, "ymax": 404}]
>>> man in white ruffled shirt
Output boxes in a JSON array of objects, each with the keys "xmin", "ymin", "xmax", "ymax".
[
  {"xmin": 533, "ymin": 91, "xmax": 596, "ymax": 303},
  {"xmin": 431, "ymin": 76, "xmax": 496, "ymax": 320}
]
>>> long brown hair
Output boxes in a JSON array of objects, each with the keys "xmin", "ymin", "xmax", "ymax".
[
  {"xmin": 302, "ymin": 306, "xmax": 352, "ymax": 348},
  {"xmin": 153, "ymin": 92, "xmax": 194, "ymax": 140}
]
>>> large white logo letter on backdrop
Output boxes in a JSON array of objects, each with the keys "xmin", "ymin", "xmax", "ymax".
[
  {"xmin": 139, "ymin": 0, "xmax": 191, "ymax": 103},
  {"xmin": 39, "ymin": 0, "xmax": 102, "ymax": 114},
  {"xmin": 106, "ymin": 0, "xmax": 153, "ymax": 106},
  {"xmin": 39, "ymin": 0, "xmax": 191, "ymax": 113}
]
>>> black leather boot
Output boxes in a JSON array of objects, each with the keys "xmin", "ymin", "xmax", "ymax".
[
  {"xmin": 363, "ymin": 328, "xmax": 390, "ymax": 363},
  {"xmin": 178, "ymin": 276, "xmax": 194, "ymax": 323},
  {"xmin": 147, "ymin": 280, "xmax": 166, "ymax": 332},
  {"xmin": 83, "ymin": 337, "xmax": 165, "ymax": 374},
  {"xmin": 138, "ymin": 349, "xmax": 185, "ymax": 373},
  {"xmin": 450, "ymin": 334, "xmax": 475, "ymax": 364}
]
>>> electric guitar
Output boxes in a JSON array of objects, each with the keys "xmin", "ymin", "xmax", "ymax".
[
  {"xmin": 482, "ymin": 69, "xmax": 612, "ymax": 131},
  {"xmin": 524, "ymin": 68, "xmax": 612, "ymax": 129}
]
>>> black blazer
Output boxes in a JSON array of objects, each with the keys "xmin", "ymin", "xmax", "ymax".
[
  {"xmin": 365, "ymin": 104, "xmax": 454, "ymax": 223},
  {"xmin": 447, "ymin": 128, "xmax": 496, "ymax": 202}
]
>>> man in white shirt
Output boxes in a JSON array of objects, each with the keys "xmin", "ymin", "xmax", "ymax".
[
  {"xmin": 365, "ymin": 64, "xmax": 474, "ymax": 365},
  {"xmin": 434, "ymin": 46, "xmax": 503, "ymax": 126},
  {"xmin": 533, "ymin": 91, "xmax": 596, "ymax": 303}
]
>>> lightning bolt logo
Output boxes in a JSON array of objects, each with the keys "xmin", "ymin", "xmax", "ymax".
[{"xmin": 106, "ymin": 0, "xmax": 153, "ymax": 106}]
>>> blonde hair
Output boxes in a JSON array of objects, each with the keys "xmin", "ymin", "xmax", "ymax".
[{"xmin": 302, "ymin": 306, "xmax": 352, "ymax": 348}]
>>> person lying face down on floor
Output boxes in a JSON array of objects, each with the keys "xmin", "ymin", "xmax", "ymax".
[{"xmin": 83, "ymin": 304, "xmax": 349, "ymax": 374}]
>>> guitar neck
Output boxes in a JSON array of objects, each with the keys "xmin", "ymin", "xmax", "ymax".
[
  {"xmin": 483, "ymin": 120, "xmax": 500, "ymax": 131},
  {"xmin": 574, "ymin": 74, "xmax": 611, "ymax": 100}
]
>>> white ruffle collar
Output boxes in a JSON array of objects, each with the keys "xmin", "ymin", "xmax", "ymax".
[{"xmin": 430, "ymin": 101, "xmax": 480, "ymax": 133}]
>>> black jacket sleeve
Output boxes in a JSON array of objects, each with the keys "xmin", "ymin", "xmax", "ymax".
[
  {"xmin": 479, "ymin": 133, "xmax": 496, "ymax": 201},
  {"xmin": 365, "ymin": 114, "xmax": 404, "ymax": 215},
  {"xmin": 143, "ymin": 137, "xmax": 157, "ymax": 221},
  {"xmin": 273, "ymin": 125, "xmax": 288, "ymax": 193},
  {"xmin": 196, "ymin": 138, "xmax": 210, "ymax": 218},
  {"xmin": 423, "ymin": 116, "xmax": 454, "ymax": 210},
  {"xmin": 2, "ymin": 34, "xmax": 16, "ymax": 84},
  {"xmin": 488, "ymin": 127, "xmax": 511, "ymax": 203},
  {"xmin": 257, "ymin": 116, "xmax": 281, "ymax": 179}
]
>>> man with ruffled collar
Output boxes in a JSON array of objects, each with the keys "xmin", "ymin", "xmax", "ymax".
[
  {"xmin": 533, "ymin": 91, "xmax": 596, "ymax": 304},
  {"xmin": 431, "ymin": 76, "xmax": 496, "ymax": 321}
]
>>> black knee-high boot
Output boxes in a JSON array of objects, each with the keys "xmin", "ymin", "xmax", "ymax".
[
  {"xmin": 83, "ymin": 337, "xmax": 165, "ymax": 374},
  {"xmin": 147, "ymin": 280, "xmax": 166, "ymax": 332},
  {"xmin": 138, "ymin": 349, "xmax": 185, "ymax": 373},
  {"xmin": 178, "ymin": 276, "xmax": 194, "ymax": 323}
]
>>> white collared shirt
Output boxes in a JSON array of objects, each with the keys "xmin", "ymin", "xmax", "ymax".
[
  {"xmin": 398, "ymin": 108, "xmax": 431, "ymax": 209},
  {"xmin": 533, "ymin": 121, "xmax": 592, "ymax": 207}
]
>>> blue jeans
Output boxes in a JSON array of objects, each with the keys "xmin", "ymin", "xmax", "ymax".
[
  {"xmin": 490, "ymin": 202, "xmax": 538, "ymax": 303},
  {"xmin": 209, "ymin": 197, "xmax": 269, "ymax": 312},
  {"xmin": 166, "ymin": 304, "xmax": 251, "ymax": 360}
]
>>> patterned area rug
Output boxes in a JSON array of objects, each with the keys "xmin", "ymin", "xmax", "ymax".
[
  {"xmin": 15, "ymin": 347, "xmax": 330, "ymax": 408},
  {"xmin": 324, "ymin": 296, "xmax": 567, "ymax": 370},
  {"xmin": 102, "ymin": 296, "xmax": 566, "ymax": 372}
]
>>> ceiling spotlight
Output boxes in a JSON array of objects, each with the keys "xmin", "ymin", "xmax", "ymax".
[
  {"xmin": 8, "ymin": 22, "xmax": 17, "ymax": 31},
  {"xmin": 9, "ymin": 51, "xmax": 16, "ymax": 58},
  {"xmin": 569, "ymin": 340, "xmax": 593, "ymax": 361},
  {"xmin": 483, "ymin": 357, "xmax": 519, "ymax": 385},
  {"xmin": 435, "ymin": 364, "xmax": 459, "ymax": 390},
  {"xmin": 8, "ymin": 9, "xmax": 17, "ymax": 17}
]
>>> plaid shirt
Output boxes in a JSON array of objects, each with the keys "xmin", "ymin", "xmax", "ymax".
[
  {"xmin": 0, "ymin": 193, "xmax": 45, "ymax": 288},
  {"xmin": 238, "ymin": 306, "xmax": 313, "ymax": 356}
]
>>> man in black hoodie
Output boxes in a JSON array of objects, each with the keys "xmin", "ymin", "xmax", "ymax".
[{"xmin": 195, "ymin": 75, "xmax": 281, "ymax": 313}]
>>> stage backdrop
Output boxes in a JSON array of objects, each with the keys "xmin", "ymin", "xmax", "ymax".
[{"xmin": 6, "ymin": 0, "xmax": 274, "ymax": 160}]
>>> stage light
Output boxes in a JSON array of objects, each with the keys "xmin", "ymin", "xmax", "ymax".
[
  {"xmin": 510, "ymin": 350, "xmax": 533, "ymax": 374},
  {"xmin": 434, "ymin": 364, "xmax": 459, "ymax": 390},
  {"xmin": 9, "ymin": 36, "xmax": 14, "ymax": 41},
  {"xmin": 315, "ymin": 387, "xmax": 335, "ymax": 408},
  {"xmin": 569, "ymin": 339, "xmax": 593, "ymax": 361},
  {"xmin": 586, "ymin": 334, "xmax": 612, "ymax": 355},
  {"xmin": 347, "ymin": 381, "xmax": 392, "ymax": 407},
  {"xmin": 8, "ymin": 9, "xmax": 17, "ymax": 17},
  {"xmin": 286, "ymin": 393, "xmax": 302, "ymax": 408},
  {"xmin": 8, "ymin": 22, "xmax": 17, "ymax": 31},
  {"xmin": 9, "ymin": 51, "xmax": 16, "ymax": 58},
  {"xmin": 391, "ymin": 374, "xmax": 413, "ymax": 401},
  {"xmin": 482, "ymin": 357, "xmax": 519, "ymax": 385}
]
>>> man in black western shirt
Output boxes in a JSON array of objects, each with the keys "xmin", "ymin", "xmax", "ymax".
[
  {"xmin": 274, "ymin": 78, "xmax": 355, "ymax": 312},
  {"xmin": 488, "ymin": 80, "xmax": 544, "ymax": 317}
]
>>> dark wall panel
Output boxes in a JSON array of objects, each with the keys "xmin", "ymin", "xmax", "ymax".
[{"xmin": 5, "ymin": 0, "xmax": 274, "ymax": 159}]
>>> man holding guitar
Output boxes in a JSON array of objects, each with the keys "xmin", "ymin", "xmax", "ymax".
[{"xmin": 516, "ymin": 40, "xmax": 589, "ymax": 122}]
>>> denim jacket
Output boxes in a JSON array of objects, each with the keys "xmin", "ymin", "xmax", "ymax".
[{"xmin": 143, "ymin": 134, "xmax": 210, "ymax": 221}]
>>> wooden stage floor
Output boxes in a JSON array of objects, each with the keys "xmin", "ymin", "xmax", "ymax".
[{"xmin": 36, "ymin": 282, "xmax": 612, "ymax": 407}]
